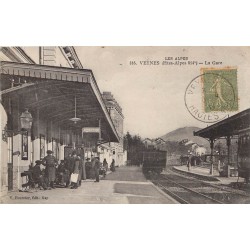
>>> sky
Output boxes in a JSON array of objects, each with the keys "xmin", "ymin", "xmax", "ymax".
[{"xmin": 75, "ymin": 47, "xmax": 250, "ymax": 138}]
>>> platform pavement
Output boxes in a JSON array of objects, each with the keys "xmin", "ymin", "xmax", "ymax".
[
  {"xmin": 0, "ymin": 166, "xmax": 178, "ymax": 204},
  {"xmin": 172, "ymin": 165, "xmax": 242, "ymax": 186}
]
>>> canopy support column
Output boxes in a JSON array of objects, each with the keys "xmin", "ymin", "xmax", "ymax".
[
  {"xmin": 226, "ymin": 135, "xmax": 232, "ymax": 177},
  {"xmin": 209, "ymin": 138, "xmax": 215, "ymax": 175}
]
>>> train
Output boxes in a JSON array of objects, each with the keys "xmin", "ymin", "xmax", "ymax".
[
  {"xmin": 142, "ymin": 150, "xmax": 167, "ymax": 174},
  {"xmin": 237, "ymin": 127, "xmax": 250, "ymax": 183}
]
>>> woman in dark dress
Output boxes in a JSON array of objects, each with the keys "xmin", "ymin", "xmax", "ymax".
[{"xmin": 70, "ymin": 151, "xmax": 81, "ymax": 189}]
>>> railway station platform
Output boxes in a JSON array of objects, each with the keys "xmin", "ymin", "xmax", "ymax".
[
  {"xmin": 0, "ymin": 166, "xmax": 178, "ymax": 204},
  {"xmin": 172, "ymin": 165, "xmax": 246, "ymax": 187}
]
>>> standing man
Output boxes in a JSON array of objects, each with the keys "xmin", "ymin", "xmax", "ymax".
[
  {"xmin": 187, "ymin": 154, "xmax": 192, "ymax": 171},
  {"xmin": 85, "ymin": 158, "xmax": 91, "ymax": 179},
  {"xmin": 90, "ymin": 156, "xmax": 96, "ymax": 179},
  {"xmin": 77, "ymin": 154, "xmax": 83, "ymax": 187},
  {"xmin": 57, "ymin": 160, "xmax": 66, "ymax": 186},
  {"xmin": 93, "ymin": 157, "xmax": 100, "ymax": 182},
  {"xmin": 65, "ymin": 153, "xmax": 74, "ymax": 187},
  {"xmin": 42, "ymin": 150, "xmax": 58, "ymax": 189}
]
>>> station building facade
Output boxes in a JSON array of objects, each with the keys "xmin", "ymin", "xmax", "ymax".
[
  {"xmin": 0, "ymin": 47, "xmax": 121, "ymax": 196},
  {"xmin": 99, "ymin": 91, "xmax": 125, "ymax": 167}
]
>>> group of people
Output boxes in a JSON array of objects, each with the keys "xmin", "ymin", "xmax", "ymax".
[{"xmin": 29, "ymin": 150, "xmax": 115, "ymax": 191}]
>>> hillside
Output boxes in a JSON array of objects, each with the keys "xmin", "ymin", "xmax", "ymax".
[{"xmin": 160, "ymin": 126, "xmax": 209, "ymax": 148}]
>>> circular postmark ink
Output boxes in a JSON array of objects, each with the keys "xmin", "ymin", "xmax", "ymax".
[{"xmin": 184, "ymin": 72, "xmax": 236, "ymax": 123}]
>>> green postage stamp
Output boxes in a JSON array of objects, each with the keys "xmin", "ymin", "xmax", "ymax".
[{"xmin": 201, "ymin": 67, "xmax": 238, "ymax": 112}]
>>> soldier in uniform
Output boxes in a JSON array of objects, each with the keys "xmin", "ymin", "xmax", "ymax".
[{"xmin": 42, "ymin": 150, "xmax": 58, "ymax": 189}]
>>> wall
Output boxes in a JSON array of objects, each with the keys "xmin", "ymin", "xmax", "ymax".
[
  {"xmin": 21, "ymin": 47, "xmax": 40, "ymax": 63},
  {"xmin": 98, "ymin": 145, "xmax": 113, "ymax": 167},
  {"xmin": 1, "ymin": 47, "xmax": 73, "ymax": 68},
  {"xmin": 0, "ymin": 50, "xmax": 12, "ymax": 61},
  {"xmin": 0, "ymin": 104, "xmax": 8, "ymax": 196},
  {"xmin": 101, "ymin": 92, "xmax": 125, "ymax": 166},
  {"xmin": 109, "ymin": 108, "xmax": 124, "ymax": 166},
  {"xmin": 12, "ymin": 133, "xmax": 30, "ymax": 190},
  {"xmin": 55, "ymin": 47, "xmax": 72, "ymax": 67}
]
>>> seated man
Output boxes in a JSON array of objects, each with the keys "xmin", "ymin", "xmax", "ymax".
[{"xmin": 33, "ymin": 160, "xmax": 48, "ymax": 190}]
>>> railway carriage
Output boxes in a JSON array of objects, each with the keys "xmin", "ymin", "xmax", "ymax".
[
  {"xmin": 142, "ymin": 150, "xmax": 167, "ymax": 174},
  {"xmin": 237, "ymin": 127, "xmax": 250, "ymax": 183}
]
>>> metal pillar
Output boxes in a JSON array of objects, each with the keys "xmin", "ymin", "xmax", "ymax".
[
  {"xmin": 226, "ymin": 136, "xmax": 231, "ymax": 177},
  {"xmin": 209, "ymin": 138, "xmax": 215, "ymax": 175}
]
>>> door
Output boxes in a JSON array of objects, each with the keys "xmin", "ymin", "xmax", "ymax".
[{"xmin": 64, "ymin": 146, "xmax": 74, "ymax": 159}]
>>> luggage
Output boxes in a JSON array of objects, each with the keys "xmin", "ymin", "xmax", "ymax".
[{"xmin": 70, "ymin": 173, "xmax": 79, "ymax": 183}]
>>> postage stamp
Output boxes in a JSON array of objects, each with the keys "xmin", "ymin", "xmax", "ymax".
[
  {"xmin": 201, "ymin": 67, "xmax": 238, "ymax": 112},
  {"xmin": 185, "ymin": 67, "xmax": 238, "ymax": 123}
]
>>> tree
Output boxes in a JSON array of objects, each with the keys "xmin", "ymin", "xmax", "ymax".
[{"xmin": 123, "ymin": 132, "xmax": 146, "ymax": 165}]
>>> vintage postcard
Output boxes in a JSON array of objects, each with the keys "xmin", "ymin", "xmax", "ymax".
[{"xmin": 0, "ymin": 46, "xmax": 250, "ymax": 204}]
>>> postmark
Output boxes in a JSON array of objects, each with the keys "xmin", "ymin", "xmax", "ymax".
[{"xmin": 184, "ymin": 67, "xmax": 238, "ymax": 123}]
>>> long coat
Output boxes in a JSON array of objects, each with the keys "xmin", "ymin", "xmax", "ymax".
[
  {"xmin": 65, "ymin": 156, "xmax": 74, "ymax": 174},
  {"xmin": 42, "ymin": 155, "xmax": 57, "ymax": 182},
  {"xmin": 72, "ymin": 157, "xmax": 83, "ymax": 182}
]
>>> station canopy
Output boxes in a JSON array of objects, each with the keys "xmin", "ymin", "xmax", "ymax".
[
  {"xmin": 0, "ymin": 61, "xmax": 119, "ymax": 143},
  {"xmin": 194, "ymin": 108, "xmax": 250, "ymax": 139}
]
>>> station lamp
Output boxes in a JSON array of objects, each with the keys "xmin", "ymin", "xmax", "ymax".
[{"xmin": 20, "ymin": 108, "xmax": 33, "ymax": 130}]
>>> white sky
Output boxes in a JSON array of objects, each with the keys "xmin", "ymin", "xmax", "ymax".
[{"xmin": 76, "ymin": 46, "xmax": 250, "ymax": 138}]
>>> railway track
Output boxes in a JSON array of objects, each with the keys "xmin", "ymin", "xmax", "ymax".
[
  {"xmin": 152, "ymin": 174, "xmax": 223, "ymax": 204},
  {"xmin": 167, "ymin": 168, "xmax": 250, "ymax": 203},
  {"xmin": 170, "ymin": 167, "xmax": 250, "ymax": 197},
  {"xmin": 148, "ymin": 168, "xmax": 250, "ymax": 204}
]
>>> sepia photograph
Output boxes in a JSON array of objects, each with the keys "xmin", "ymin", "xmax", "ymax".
[
  {"xmin": 1, "ymin": 46, "xmax": 249, "ymax": 204},
  {"xmin": 1, "ymin": 2, "xmax": 250, "ymax": 250}
]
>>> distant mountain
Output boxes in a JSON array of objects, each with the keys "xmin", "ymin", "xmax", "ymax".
[{"xmin": 160, "ymin": 126, "xmax": 209, "ymax": 148}]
